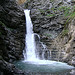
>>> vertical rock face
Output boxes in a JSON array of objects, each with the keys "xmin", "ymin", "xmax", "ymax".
[
  {"xmin": 0, "ymin": 0, "xmax": 25, "ymax": 62},
  {"xmin": 24, "ymin": 0, "xmax": 67, "ymax": 47},
  {"xmin": 51, "ymin": 18, "xmax": 75, "ymax": 65},
  {"xmin": 0, "ymin": 0, "xmax": 26, "ymax": 75}
]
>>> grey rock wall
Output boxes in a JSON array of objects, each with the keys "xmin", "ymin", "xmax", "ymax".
[{"xmin": 0, "ymin": 0, "xmax": 26, "ymax": 75}]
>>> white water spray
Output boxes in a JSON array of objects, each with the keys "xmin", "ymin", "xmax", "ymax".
[{"xmin": 24, "ymin": 9, "xmax": 39, "ymax": 61}]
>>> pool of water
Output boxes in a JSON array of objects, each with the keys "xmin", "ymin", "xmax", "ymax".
[{"xmin": 13, "ymin": 60, "xmax": 74, "ymax": 75}]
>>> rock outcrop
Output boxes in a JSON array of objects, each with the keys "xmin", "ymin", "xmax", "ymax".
[
  {"xmin": 0, "ymin": 57, "xmax": 25, "ymax": 75},
  {"xmin": 0, "ymin": 0, "xmax": 25, "ymax": 62},
  {"xmin": 51, "ymin": 18, "xmax": 75, "ymax": 65},
  {"xmin": 0, "ymin": 0, "xmax": 25, "ymax": 75}
]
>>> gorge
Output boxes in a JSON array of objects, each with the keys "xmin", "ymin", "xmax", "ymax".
[{"xmin": 0, "ymin": 0, "xmax": 75, "ymax": 75}]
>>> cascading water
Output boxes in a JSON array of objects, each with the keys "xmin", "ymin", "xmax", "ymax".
[
  {"xmin": 23, "ymin": 10, "xmax": 49, "ymax": 61},
  {"xmin": 24, "ymin": 9, "xmax": 49, "ymax": 61},
  {"xmin": 24, "ymin": 9, "xmax": 39, "ymax": 61},
  {"xmin": 13, "ymin": 9, "xmax": 74, "ymax": 75}
]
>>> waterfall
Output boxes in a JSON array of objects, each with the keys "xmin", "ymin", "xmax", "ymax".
[
  {"xmin": 22, "ymin": 9, "xmax": 74, "ymax": 72},
  {"xmin": 14, "ymin": 9, "xmax": 74, "ymax": 74},
  {"xmin": 24, "ymin": 9, "xmax": 39, "ymax": 61},
  {"xmin": 24, "ymin": 9, "xmax": 49, "ymax": 61}
]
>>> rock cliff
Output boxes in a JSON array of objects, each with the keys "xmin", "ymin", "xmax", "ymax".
[
  {"xmin": 0, "ymin": 0, "xmax": 26, "ymax": 75},
  {"xmin": 51, "ymin": 18, "xmax": 75, "ymax": 64}
]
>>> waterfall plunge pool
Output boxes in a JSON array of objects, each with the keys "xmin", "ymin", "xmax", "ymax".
[{"xmin": 13, "ymin": 60, "xmax": 74, "ymax": 75}]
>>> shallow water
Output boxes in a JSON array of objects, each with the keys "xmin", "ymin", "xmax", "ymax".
[{"xmin": 13, "ymin": 60, "xmax": 74, "ymax": 75}]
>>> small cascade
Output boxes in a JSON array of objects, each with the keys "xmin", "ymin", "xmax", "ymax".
[
  {"xmin": 34, "ymin": 33, "xmax": 49, "ymax": 60},
  {"xmin": 40, "ymin": 42, "xmax": 49, "ymax": 59}
]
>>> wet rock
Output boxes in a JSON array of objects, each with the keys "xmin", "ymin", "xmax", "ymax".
[
  {"xmin": 0, "ymin": 59, "xmax": 25, "ymax": 75},
  {"xmin": 70, "ymin": 70, "xmax": 75, "ymax": 75}
]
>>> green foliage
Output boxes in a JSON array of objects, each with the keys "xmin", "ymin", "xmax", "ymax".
[
  {"xmin": 46, "ymin": 7, "xmax": 57, "ymax": 17},
  {"xmin": 51, "ymin": 7, "xmax": 55, "ymax": 10},
  {"xmin": 47, "ymin": 14, "xmax": 55, "ymax": 17},
  {"xmin": 61, "ymin": 29, "xmax": 69, "ymax": 36},
  {"xmin": 50, "ymin": 0, "xmax": 54, "ymax": 2},
  {"xmin": 58, "ymin": 6, "xmax": 70, "ymax": 11},
  {"xmin": 64, "ymin": 6, "xmax": 75, "ymax": 26},
  {"xmin": 39, "ymin": 5, "xmax": 75, "ymax": 25},
  {"xmin": 44, "ymin": 33, "xmax": 52, "ymax": 37},
  {"xmin": 65, "ymin": 12, "xmax": 75, "ymax": 25},
  {"xmin": 0, "ymin": 21, "xmax": 5, "ymax": 26},
  {"xmin": 39, "ymin": 9, "xmax": 45, "ymax": 13},
  {"xmin": 58, "ymin": 5, "xmax": 75, "ymax": 27},
  {"xmin": 39, "ymin": 9, "xmax": 46, "ymax": 16}
]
